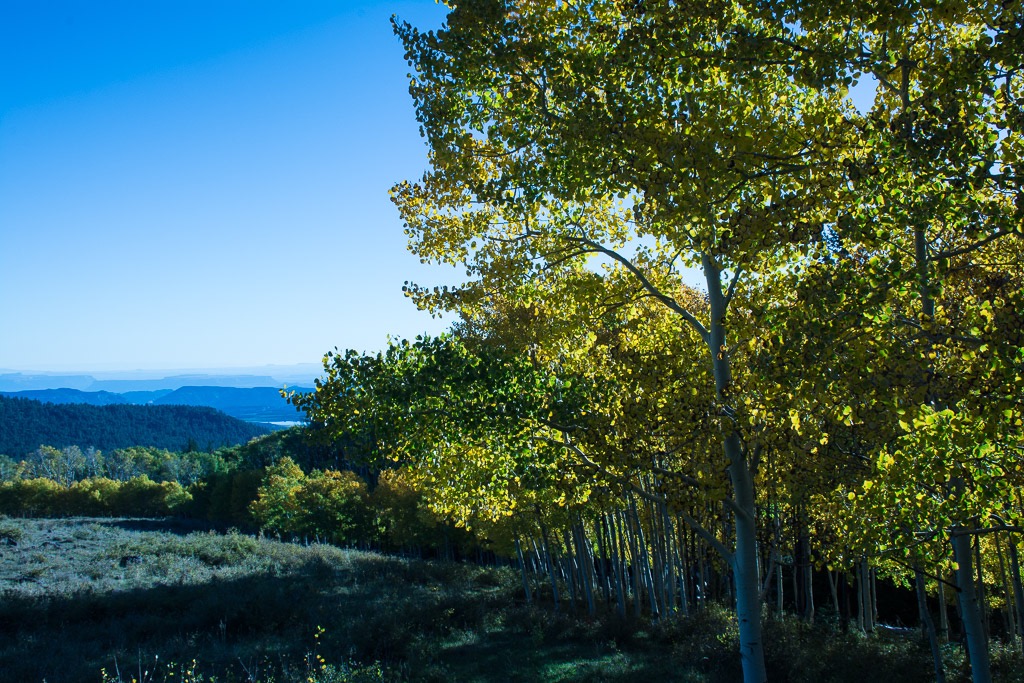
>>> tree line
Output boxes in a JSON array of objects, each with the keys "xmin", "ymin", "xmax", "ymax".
[{"xmin": 0, "ymin": 433, "xmax": 483, "ymax": 560}]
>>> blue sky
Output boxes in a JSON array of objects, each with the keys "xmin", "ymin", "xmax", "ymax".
[{"xmin": 0, "ymin": 1, "xmax": 454, "ymax": 372}]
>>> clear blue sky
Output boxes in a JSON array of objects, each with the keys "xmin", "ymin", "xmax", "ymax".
[{"xmin": 0, "ymin": 1, "xmax": 454, "ymax": 372}]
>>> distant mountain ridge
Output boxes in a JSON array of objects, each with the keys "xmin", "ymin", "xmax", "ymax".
[
  {"xmin": 0, "ymin": 369, "xmax": 319, "ymax": 393},
  {"xmin": 0, "ymin": 388, "xmax": 172, "ymax": 406},
  {"xmin": 0, "ymin": 386, "xmax": 311, "ymax": 424},
  {"xmin": 0, "ymin": 395, "xmax": 270, "ymax": 456}
]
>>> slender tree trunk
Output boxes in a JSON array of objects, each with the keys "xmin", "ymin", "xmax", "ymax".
[
  {"xmin": 871, "ymin": 567, "xmax": 879, "ymax": 627},
  {"xmin": 595, "ymin": 515, "xmax": 611, "ymax": 608},
  {"xmin": 771, "ymin": 512, "xmax": 784, "ymax": 617},
  {"xmin": 561, "ymin": 529, "xmax": 579, "ymax": 613},
  {"xmin": 916, "ymin": 567, "xmax": 946, "ymax": 683},
  {"xmin": 515, "ymin": 537, "xmax": 533, "ymax": 605},
  {"xmin": 840, "ymin": 570, "xmax": 851, "ymax": 632},
  {"xmin": 539, "ymin": 517, "xmax": 561, "ymax": 613},
  {"xmin": 676, "ymin": 514, "xmax": 691, "ymax": 617},
  {"xmin": 610, "ymin": 511, "xmax": 626, "ymax": 618},
  {"xmin": 800, "ymin": 520, "xmax": 814, "ymax": 623},
  {"xmin": 827, "ymin": 569, "xmax": 840, "ymax": 618},
  {"xmin": 630, "ymin": 495, "xmax": 659, "ymax": 618},
  {"xmin": 1007, "ymin": 539, "xmax": 1024, "ymax": 655},
  {"xmin": 938, "ymin": 573, "xmax": 949, "ymax": 643},
  {"xmin": 704, "ymin": 252, "xmax": 766, "ymax": 683},
  {"xmin": 855, "ymin": 563, "xmax": 864, "ymax": 632},
  {"xmin": 662, "ymin": 502, "xmax": 676, "ymax": 615},
  {"xmin": 574, "ymin": 522, "xmax": 596, "ymax": 616},
  {"xmin": 974, "ymin": 534, "xmax": 989, "ymax": 641},
  {"xmin": 727, "ymin": 438, "xmax": 767, "ymax": 683},
  {"xmin": 625, "ymin": 508, "xmax": 643, "ymax": 618},
  {"xmin": 858, "ymin": 559, "xmax": 873, "ymax": 633},
  {"xmin": 953, "ymin": 529, "xmax": 992, "ymax": 683},
  {"xmin": 994, "ymin": 532, "xmax": 1013, "ymax": 642}
]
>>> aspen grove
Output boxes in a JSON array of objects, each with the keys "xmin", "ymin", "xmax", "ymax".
[{"xmin": 292, "ymin": 2, "xmax": 1023, "ymax": 682}]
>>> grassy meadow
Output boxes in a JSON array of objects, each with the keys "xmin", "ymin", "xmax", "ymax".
[{"xmin": 0, "ymin": 517, "xmax": 1020, "ymax": 683}]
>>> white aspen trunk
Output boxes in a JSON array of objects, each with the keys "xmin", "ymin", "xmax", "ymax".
[
  {"xmin": 857, "ymin": 560, "xmax": 872, "ymax": 633},
  {"xmin": 573, "ymin": 522, "xmax": 596, "ymax": 617},
  {"xmin": 662, "ymin": 502, "xmax": 677, "ymax": 615},
  {"xmin": 625, "ymin": 508, "xmax": 643, "ymax": 618},
  {"xmin": 676, "ymin": 515, "xmax": 691, "ymax": 617},
  {"xmin": 953, "ymin": 529, "xmax": 992, "ymax": 683},
  {"xmin": 609, "ymin": 513, "xmax": 627, "ymax": 619},
  {"xmin": 974, "ymin": 534, "xmax": 990, "ymax": 641},
  {"xmin": 646, "ymin": 495, "xmax": 667, "ymax": 616},
  {"xmin": 704, "ymin": 253, "xmax": 767, "ymax": 683},
  {"xmin": 561, "ymin": 529, "xmax": 579, "ymax": 612},
  {"xmin": 630, "ymin": 496, "xmax": 659, "ymax": 618},
  {"xmin": 539, "ymin": 518, "xmax": 561, "ymax": 613}
]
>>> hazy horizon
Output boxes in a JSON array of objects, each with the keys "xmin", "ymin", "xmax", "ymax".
[{"xmin": 1, "ymin": 362, "xmax": 323, "ymax": 376}]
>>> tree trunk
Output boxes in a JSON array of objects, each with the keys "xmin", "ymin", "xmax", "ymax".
[
  {"xmin": 705, "ymin": 252, "xmax": 767, "ymax": 683},
  {"xmin": 515, "ymin": 537, "xmax": 533, "ymax": 605},
  {"xmin": 574, "ymin": 522, "xmax": 596, "ymax": 617},
  {"xmin": 1007, "ymin": 539, "xmax": 1024, "ymax": 655},
  {"xmin": 561, "ymin": 529, "xmax": 579, "ymax": 613},
  {"xmin": 625, "ymin": 508, "xmax": 643, "ymax": 618},
  {"xmin": 772, "ymin": 512, "xmax": 784, "ymax": 616},
  {"xmin": 994, "ymin": 532, "xmax": 1013, "ymax": 642},
  {"xmin": 953, "ymin": 529, "xmax": 992, "ymax": 683},
  {"xmin": 539, "ymin": 518, "xmax": 561, "ymax": 613},
  {"xmin": 938, "ymin": 573, "xmax": 949, "ymax": 642},
  {"xmin": 858, "ymin": 559, "xmax": 874, "ymax": 633},
  {"xmin": 827, "ymin": 569, "xmax": 840, "ymax": 618},
  {"xmin": 800, "ymin": 520, "xmax": 814, "ymax": 623},
  {"xmin": 611, "ymin": 510, "xmax": 628, "ymax": 618},
  {"xmin": 727, "ymin": 437, "xmax": 767, "ymax": 683},
  {"xmin": 662, "ymin": 502, "xmax": 677, "ymax": 615},
  {"xmin": 871, "ymin": 567, "xmax": 879, "ymax": 627},
  {"xmin": 974, "ymin": 534, "xmax": 989, "ymax": 641},
  {"xmin": 630, "ymin": 495, "xmax": 659, "ymax": 618},
  {"xmin": 595, "ymin": 515, "xmax": 611, "ymax": 608},
  {"xmin": 676, "ymin": 514, "xmax": 691, "ymax": 617},
  {"xmin": 916, "ymin": 567, "xmax": 946, "ymax": 683}
]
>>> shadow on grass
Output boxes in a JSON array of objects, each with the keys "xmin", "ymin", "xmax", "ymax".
[{"xmin": 0, "ymin": 548, "xmax": 525, "ymax": 683}]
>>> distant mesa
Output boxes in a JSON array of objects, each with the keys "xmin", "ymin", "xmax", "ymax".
[
  {"xmin": 0, "ymin": 367, "xmax": 321, "ymax": 393},
  {"xmin": 85, "ymin": 375, "xmax": 283, "ymax": 392},
  {"xmin": 0, "ymin": 373, "xmax": 97, "ymax": 392}
]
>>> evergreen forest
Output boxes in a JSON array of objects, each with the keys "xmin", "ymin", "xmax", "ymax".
[{"xmin": 0, "ymin": 395, "xmax": 270, "ymax": 455}]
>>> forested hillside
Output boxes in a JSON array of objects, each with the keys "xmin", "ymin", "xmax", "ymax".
[
  {"xmin": 0, "ymin": 396, "xmax": 268, "ymax": 456},
  {"xmin": 0, "ymin": 386, "xmax": 307, "ymax": 423}
]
